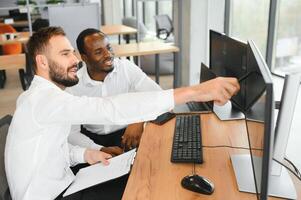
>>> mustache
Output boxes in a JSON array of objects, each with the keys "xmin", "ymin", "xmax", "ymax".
[{"xmin": 67, "ymin": 63, "xmax": 79, "ymax": 71}]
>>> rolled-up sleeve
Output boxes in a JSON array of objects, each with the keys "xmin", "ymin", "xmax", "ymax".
[{"xmin": 68, "ymin": 143, "xmax": 86, "ymax": 166}]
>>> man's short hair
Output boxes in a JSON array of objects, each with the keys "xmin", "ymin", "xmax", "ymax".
[
  {"xmin": 76, "ymin": 28, "xmax": 106, "ymax": 55},
  {"xmin": 27, "ymin": 26, "xmax": 66, "ymax": 74}
]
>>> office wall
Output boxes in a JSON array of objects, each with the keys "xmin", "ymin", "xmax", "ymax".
[
  {"xmin": 174, "ymin": 0, "xmax": 225, "ymax": 86},
  {"xmin": 0, "ymin": 0, "xmax": 17, "ymax": 16}
]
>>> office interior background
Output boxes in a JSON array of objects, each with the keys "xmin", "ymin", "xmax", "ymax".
[{"xmin": 0, "ymin": 0, "xmax": 300, "ymax": 174}]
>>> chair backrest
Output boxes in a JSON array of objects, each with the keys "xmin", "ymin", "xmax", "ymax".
[
  {"xmin": 154, "ymin": 14, "xmax": 173, "ymax": 40},
  {"xmin": 19, "ymin": 52, "xmax": 34, "ymax": 91},
  {"xmin": 122, "ymin": 17, "xmax": 148, "ymax": 40},
  {"xmin": 0, "ymin": 115, "xmax": 12, "ymax": 200},
  {"xmin": 0, "ymin": 24, "xmax": 22, "ymax": 55},
  {"xmin": 32, "ymin": 18, "xmax": 49, "ymax": 32}
]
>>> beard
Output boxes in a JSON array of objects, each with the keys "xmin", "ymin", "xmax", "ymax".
[{"xmin": 48, "ymin": 58, "xmax": 79, "ymax": 87}]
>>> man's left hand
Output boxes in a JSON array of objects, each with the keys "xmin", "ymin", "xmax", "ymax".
[{"xmin": 121, "ymin": 122, "xmax": 144, "ymax": 149}]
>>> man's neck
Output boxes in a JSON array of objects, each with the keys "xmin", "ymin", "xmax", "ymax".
[
  {"xmin": 87, "ymin": 67, "xmax": 108, "ymax": 82},
  {"xmin": 36, "ymin": 73, "xmax": 66, "ymax": 90}
]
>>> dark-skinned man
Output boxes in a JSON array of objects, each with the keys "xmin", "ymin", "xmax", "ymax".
[{"xmin": 66, "ymin": 28, "xmax": 162, "ymax": 156}]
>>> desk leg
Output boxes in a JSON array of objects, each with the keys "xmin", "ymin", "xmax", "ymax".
[
  {"xmin": 155, "ymin": 54, "xmax": 160, "ymax": 84},
  {"xmin": 173, "ymin": 52, "xmax": 179, "ymax": 88},
  {"xmin": 125, "ymin": 34, "xmax": 130, "ymax": 44},
  {"xmin": 118, "ymin": 35, "xmax": 121, "ymax": 44},
  {"xmin": 0, "ymin": 70, "xmax": 6, "ymax": 89}
]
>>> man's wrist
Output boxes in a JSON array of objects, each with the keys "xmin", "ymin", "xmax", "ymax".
[{"xmin": 174, "ymin": 87, "xmax": 196, "ymax": 105}]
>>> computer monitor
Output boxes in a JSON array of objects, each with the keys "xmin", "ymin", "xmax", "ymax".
[
  {"xmin": 209, "ymin": 30, "xmax": 246, "ymax": 120},
  {"xmin": 209, "ymin": 29, "xmax": 247, "ymax": 110},
  {"xmin": 231, "ymin": 40, "xmax": 275, "ymax": 200},
  {"xmin": 9, "ymin": 9, "xmax": 28, "ymax": 21},
  {"xmin": 269, "ymin": 72, "xmax": 300, "ymax": 199}
]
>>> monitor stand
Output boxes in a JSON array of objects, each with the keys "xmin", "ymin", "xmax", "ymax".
[
  {"xmin": 213, "ymin": 101, "xmax": 245, "ymax": 121},
  {"xmin": 231, "ymin": 154, "xmax": 297, "ymax": 199},
  {"xmin": 245, "ymin": 101, "xmax": 265, "ymax": 123}
]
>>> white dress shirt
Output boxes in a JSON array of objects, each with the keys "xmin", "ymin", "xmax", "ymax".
[
  {"xmin": 5, "ymin": 75, "xmax": 174, "ymax": 200},
  {"xmin": 66, "ymin": 58, "xmax": 161, "ymax": 150}
]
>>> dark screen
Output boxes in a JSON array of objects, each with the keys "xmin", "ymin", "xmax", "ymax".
[{"xmin": 209, "ymin": 30, "xmax": 247, "ymax": 111}]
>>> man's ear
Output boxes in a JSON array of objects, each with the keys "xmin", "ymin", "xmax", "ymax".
[
  {"xmin": 35, "ymin": 54, "xmax": 48, "ymax": 71},
  {"xmin": 81, "ymin": 54, "xmax": 88, "ymax": 63}
]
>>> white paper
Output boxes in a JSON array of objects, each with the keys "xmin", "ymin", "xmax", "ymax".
[{"xmin": 63, "ymin": 149, "xmax": 136, "ymax": 197}]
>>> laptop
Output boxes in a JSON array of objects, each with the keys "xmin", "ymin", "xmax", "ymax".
[{"xmin": 173, "ymin": 63, "xmax": 215, "ymax": 114}]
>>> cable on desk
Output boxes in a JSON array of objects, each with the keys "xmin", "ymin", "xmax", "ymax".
[
  {"xmin": 202, "ymin": 145, "xmax": 263, "ymax": 151},
  {"xmin": 273, "ymin": 158, "xmax": 301, "ymax": 182},
  {"xmin": 284, "ymin": 157, "xmax": 301, "ymax": 177},
  {"xmin": 192, "ymin": 163, "xmax": 196, "ymax": 175}
]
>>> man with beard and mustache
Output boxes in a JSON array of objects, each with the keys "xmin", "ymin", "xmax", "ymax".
[
  {"xmin": 5, "ymin": 26, "xmax": 240, "ymax": 200},
  {"xmin": 66, "ymin": 28, "xmax": 162, "ymax": 158}
]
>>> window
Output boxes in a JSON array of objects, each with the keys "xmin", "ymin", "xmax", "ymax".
[
  {"xmin": 273, "ymin": 0, "xmax": 301, "ymax": 75},
  {"xmin": 229, "ymin": 0, "xmax": 270, "ymax": 58},
  {"xmin": 158, "ymin": 0, "xmax": 172, "ymax": 17},
  {"xmin": 144, "ymin": 1, "xmax": 156, "ymax": 33}
]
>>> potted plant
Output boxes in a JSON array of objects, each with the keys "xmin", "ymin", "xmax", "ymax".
[
  {"xmin": 16, "ymin": 0, "xmax": 37, "ymax": 6},
  {"xmin": 46, "ymin": 0, "xmax": 65, "ymax": 4}
]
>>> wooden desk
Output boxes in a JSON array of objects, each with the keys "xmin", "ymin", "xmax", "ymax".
[
  {"xmin": 112, "ymin": 42, "xmax": 180, "ymax": 87},
  {"xmin": 0, "ymin": 32, "xmax": 30, "ymax": 45},
  {"xmin": 122, "ymin": 114, "xmax": 301, "ymax": 200},
  {"xmin": 0, "ymin": 54, "xmax": 25, "ymax": 70},
  {"xmin": 11, "ymin": 20, "xmax": 29, "ymax": 27},
  {"xmin": 101, "ymin": 25, "xmax": 137, "ymax": 44}
]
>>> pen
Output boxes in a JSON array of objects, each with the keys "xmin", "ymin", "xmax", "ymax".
[
  {"xmin": 238, "ymin": 71, "xmax": 252, "ymax": 82},
  {"xmin": 238, "ymin": 71, "xmax": 260, "ymax": 82}
]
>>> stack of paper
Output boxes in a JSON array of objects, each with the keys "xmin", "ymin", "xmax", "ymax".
[{"xmin": 63, "ymin": 149, "xmax": 136, "ymax": 197}]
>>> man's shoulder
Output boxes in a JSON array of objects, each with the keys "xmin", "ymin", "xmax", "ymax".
[{"xmin": 114, "ymin": 58, "xmax": 142, "ymax": 74}]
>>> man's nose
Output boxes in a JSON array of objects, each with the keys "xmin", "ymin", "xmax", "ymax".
[{"xmin": 72, "ymin": 52, "xmax": 80, "ymax": 64}]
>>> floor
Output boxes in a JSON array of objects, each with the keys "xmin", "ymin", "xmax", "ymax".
[{"xmin": 1, "ymin": 69, "xmax": 300, "ymax": 172}]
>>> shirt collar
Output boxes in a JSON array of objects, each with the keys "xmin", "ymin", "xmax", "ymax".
[
  {"xmin": 81, "ymin": 60, "xmax": 118, "ymax": 87},
  {"xmin": 32, "ymin": 75, "xmax": 63, "ymax": 90}
]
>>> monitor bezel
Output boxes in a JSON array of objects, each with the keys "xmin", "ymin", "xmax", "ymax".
[
  {"xmin": 247, "ymin": 40, "xmax": 274, "ymax": 200},
  {"xmin": 209, "ymin": 29, "xmax": 248, "ymax": 111}
]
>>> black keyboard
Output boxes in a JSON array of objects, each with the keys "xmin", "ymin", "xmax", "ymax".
[
  {"xmin": 187, "ymin": 102, "xmax": 211, "ymax": 112},
  {"xmin": 171, "ymin": 115, "xmax": 203, "ymax": 164}
]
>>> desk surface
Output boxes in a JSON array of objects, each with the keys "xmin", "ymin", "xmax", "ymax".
[
  {"xmin": 100, "ymin": 25, "xmax": 137, "ymax": 36},
  {"xmin": 0, "ymin": 32, "xmax": 30, "ymax": 45},
  {"xmin": 112, "ymin": 42, "xmax": 179, "ymax": 57},
  {"xmin": 122, "ymin": 113, "xmax": 301, "ymax": 200},
  {"xmin": 0, "ymin": 54, "xmax": 25, "ymax": 70}
]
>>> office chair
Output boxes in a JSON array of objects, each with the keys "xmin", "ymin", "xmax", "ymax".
[
  {"xmin": 121, "ymin": 18, "xmax": 174, "ymax": 76},
  {"xmin": 0, "ymin": 115, "xmax": 12, "ymax": 200},
  {"xmin": 122, "ymin": 17, "xmax": 148, "ymax": 42},
  {"xmin": 0, "ymin": 24, "xmax": 23, "ymax": 89},
  {"xmin": 18, "ymin": 53, "xmax": 34, "ymax": 91},
  {"xmin": 154, "ymin": 14, "xmax": 174, "ymax": 41},
  {"xmin": 32, "ymin": 18, "xmax": 49, "ymax": 32}
]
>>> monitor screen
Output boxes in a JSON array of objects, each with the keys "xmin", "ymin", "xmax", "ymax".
[
  {"xmin": 245, "ymin": 40, "xmax": 274, "ymax": 200},
  {"xmin": 209, "ymin": 30, "xmax": 247, "ymax": 111}
]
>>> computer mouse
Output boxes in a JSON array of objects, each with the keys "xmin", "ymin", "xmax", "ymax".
[{"xmin": 181, "ymin": 174, "xmax": 214, "ymax": 195}]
